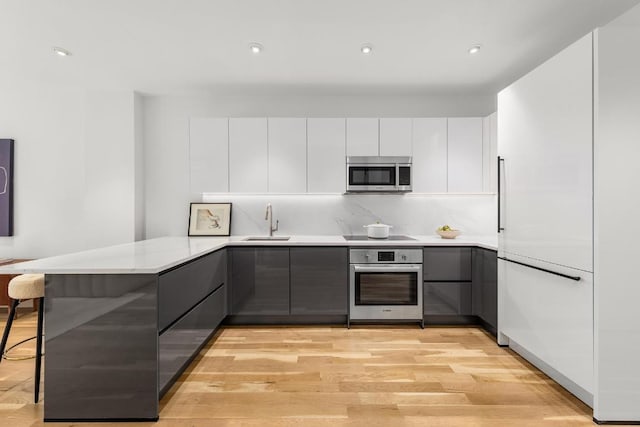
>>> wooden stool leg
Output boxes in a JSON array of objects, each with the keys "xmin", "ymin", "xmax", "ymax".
[
  {"xmin": 34, "ymin": 297, "xmax": 44, "ymax": 403},
  {"xmin": 0, "ymin": 299, "xmax": 19, "ymax": 364}
]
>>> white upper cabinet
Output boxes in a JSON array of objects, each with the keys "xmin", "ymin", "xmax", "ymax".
[
  {"xmin": 229, "ymin": 118, "xmax": 268, "ymax": 193},
  {"xmin": 267, "ymin": 118, "xmax": 307, "ymax": 193},
  {"xmin": 412, "ymin": 118, "xmax": 447, "ymax": 192},
  {"xmin": 447, "ymin": 117, "xmax": 483, "ymax": 192},
  {"xmin": 346, "ymin": 118, "xmax": 378, "ymax": 156},
  {"xmin": 307, "ymin": 118, "xmax": 346, "ymax": 193},
  {"xmin": 379, "ymin": 118, "xmax": 412, "ymax": 156},
  {"xmin": 189, "ymin": 118, "xmax": 229, "ymax": 194},
  {"xmin": 482, "ymin": 112, "xmax": 498, "ymax": 193}
]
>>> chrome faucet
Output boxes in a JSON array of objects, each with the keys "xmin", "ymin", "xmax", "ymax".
[{"xmin": 265, "ymin": 203, "xmax": 279, "ymax": 237}]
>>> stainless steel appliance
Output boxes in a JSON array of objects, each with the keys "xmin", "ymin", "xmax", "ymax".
[
  {"xmin": 346, "ymin": 156, "xmax": 412, "ymax": 193},
  {"xmin": 349, "ymin": 248, "xmax": 423, "ymax": 326}
]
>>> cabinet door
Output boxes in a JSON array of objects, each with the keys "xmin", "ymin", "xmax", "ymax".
[
  {"xmin": 290, "ymin": 248, "xmax": 348, "ymax": 315},
  {"xmin": 230, "ymin": 248, "xmax": 289, "ymax": 315},
  {"xmin": 379, "ymin": 118, "xmax": 412, "ymax": 156},
  {"xmin": 423, "ymin": 248, "xmax": 472, "ymax": 281},
  {"xmin": 498, "ymin": 34, "xmax": 592, "ymax": 271},
  {"xmin": 424, "ymin": 282, "xmax": 472, "ymax": 315},
  {"xmin": 189, "ymin": 118, "xmax": 228, "ymax": 193},
  {"xmin": 229, "ymin": 118, "xmax": 268, "ymax": 192},
  {"xmin": 447, "ymin": 117, "xmax": 483, "ymax": 192},
  {"xmin": 482, "ymin": 113, "xmax": 498, "ymax": 193},
  {"xmin": 412, "ymin": 118, "xmax": 447, "ymax": 192},
  {"xmin": 307, "ymin": 118, "xmax": 346, "ymax": 193},
  {"xmin": 500, "ymin": 257, "xmax": 593, "ymax": 393},
  {"xmin": 346, "ymin": 118, "xmax": 379, "ymax": 156},
  {"xmin": 268, "ymin": 118, "xmax": 307, "ymax": 193},
  {"xmin": 472, "ymin": 248, "xmax": 497, "ymax": 330}
]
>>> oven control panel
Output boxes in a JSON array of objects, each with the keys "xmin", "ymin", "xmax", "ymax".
[{"xmin": 349, "ymin": 248, "xmax": 423, "ymax": 264}]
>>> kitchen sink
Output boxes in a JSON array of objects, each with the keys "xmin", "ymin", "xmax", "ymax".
[{"xmin": 243, "ymin": 236, "xmax": 290, "ymax": 241}]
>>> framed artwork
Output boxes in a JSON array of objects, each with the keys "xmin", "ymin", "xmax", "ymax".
[
  {"xmin": 188, "ymin": 203, "xmax": 232, "ymax": 236},
  {"xmin": 0, "ymin": 139, "xmax": 14, "ymax": 237}
]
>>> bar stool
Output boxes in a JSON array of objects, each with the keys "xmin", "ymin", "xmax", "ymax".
[{"xmin": 0, "ymin": 274, "xmax": 44, "ymax": 403}]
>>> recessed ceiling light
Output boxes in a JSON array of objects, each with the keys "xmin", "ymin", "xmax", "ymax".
[
  {"xmin": 361, "ymin": 44, "xmax": 373, "ymax": 55},
  {"xmin": 249, "ymin": 43, "xmax": 263, "ymax": 54},
  {"xmin": 53, "ymin": 46, "xmax": 71, "ymax": 57},
  {"xmin": 468, "ymin": 45, "xmax": 482, "ymax": 54}
]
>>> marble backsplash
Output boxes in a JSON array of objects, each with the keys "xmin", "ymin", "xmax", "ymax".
[{"xmin": 201, "ymin": 193, "xmax": 497, "ymax": 237}]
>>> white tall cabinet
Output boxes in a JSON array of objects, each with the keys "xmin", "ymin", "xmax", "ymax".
[
  {"xmin": 229, "ymin": 118, "xmax": 268, "ymax": 193},
  {"xmin": 267, "ymin": 118, "xmax": 307, "ymax": 193},
  {"xmin": 498, "ymin": 32, "xmax": 594, "ymax": 408},
  {"xmin": 307, "ymin": 118, "xmax": 345, "ymax": 193}
]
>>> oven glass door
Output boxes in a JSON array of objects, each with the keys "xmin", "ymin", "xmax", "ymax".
[
  {"xmin": 348, "ymin": 166, "xmax": 396, "ymax": 187},
  {"xmin": 354, "ymin": 268, "xmax": 419, "ymax": 306}
]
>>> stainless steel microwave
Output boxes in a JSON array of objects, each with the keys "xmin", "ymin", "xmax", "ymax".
[{"xmin": 346, "ymin": 156, "xmax": 412, "ymax": 193}]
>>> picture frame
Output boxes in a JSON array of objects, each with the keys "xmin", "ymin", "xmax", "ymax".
[{"xmin": 188, "ymin": 203, "xmax": 232, "ymax": 236}]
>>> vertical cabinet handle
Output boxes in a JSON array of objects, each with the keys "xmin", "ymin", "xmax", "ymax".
[{"xmin": 497, "ymin": 156, "xmax": 505, "ymax": 233}]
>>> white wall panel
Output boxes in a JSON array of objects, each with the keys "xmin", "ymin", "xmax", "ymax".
[{"xmin": 189, "ymin": 118, "xmax": 228, "ymax": 193}]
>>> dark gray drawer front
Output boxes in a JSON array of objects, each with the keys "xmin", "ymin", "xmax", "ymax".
[
  {"xmin": 159, "ymin": 250, "xmax": 226, "ymax": 331},
  {"xmin": 424, "ymin": 281, "xmax": 472, "ymax": 315},
  {"xmin": 423, "ymin": 248, "xmax": 472, "ymax": 281},
  {"xmin": 159, "ymin": 284, "xmax": 225, "ymax": 394},
  {"xmin": 290, "ymin": 247, "xmax": 348, "ymax": 315}
]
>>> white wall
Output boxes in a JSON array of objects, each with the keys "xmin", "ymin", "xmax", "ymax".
[
  {"xmin": 0, "ymin": 78, "xmax": 142, "ymax": 258},
  {"xmin": 144, "ymin": 93, "xmax": 496, "ymax": 239},
  {"xmin": 594, "ymin": 4, "xmax": 640, "ymax": 422}
]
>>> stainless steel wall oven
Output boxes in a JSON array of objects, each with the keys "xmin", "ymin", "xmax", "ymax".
[{"xmin": 349, "ymin": 248, "xmax": 423, "ymax": 327}]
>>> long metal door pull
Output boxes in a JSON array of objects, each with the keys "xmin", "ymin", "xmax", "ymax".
[{"xmin": 498, "ymin": 256, "xmax": 581, "ymax": 281}]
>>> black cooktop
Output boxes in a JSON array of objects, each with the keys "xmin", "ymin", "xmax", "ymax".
[{"xmin": 342, "ymin": 235, "xmax": 417, "ymax": 241}]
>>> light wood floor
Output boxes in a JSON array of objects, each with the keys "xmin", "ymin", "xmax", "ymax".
[{"xmin": 0, "ymin": 311, "xmax": 604, "ymax": 426}]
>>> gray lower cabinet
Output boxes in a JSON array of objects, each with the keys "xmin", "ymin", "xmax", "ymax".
[
  {"xmin": 424, "ymin": 281, "xmax": 472, "ymax": 315},
  {"xmin": 230, "ymin": 247, "xmax": 290, "ymax": 315},
  {"xmin": 290, "ymin": 247, "xmax": 348, "ymax": 315},
  {"xmin": 159, "ymin": 284, "xmax": 226, "ymax": 395},
  {"xmin": 472, "ymin": 248, "xmax": 498, "ymax": 332},
  {"xmin": 423, "ymin": 247, "xmax": 472, "ymax": 281},
  {"xmin": 158, "ymin": 249, "xmax": 226, "ymax": 331}
]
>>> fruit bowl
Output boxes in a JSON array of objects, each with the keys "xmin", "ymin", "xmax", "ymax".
[{"xmin": 436, "ymin": 229, "xmax": 461, "ymax": 239}]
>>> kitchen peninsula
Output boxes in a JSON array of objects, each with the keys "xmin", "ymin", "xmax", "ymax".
[{"xmin": 0, "ymin": 235, "xmax": 497, "ymax": 421}]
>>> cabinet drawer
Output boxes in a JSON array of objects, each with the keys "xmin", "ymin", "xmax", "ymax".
[
  {"xmin": 159, "ymin": 284, "xmax": 226, "ymax": 395},
  {"xmin": 159, "ymin": 250, "xmax": 226, "ymax": 331},
  {"xmin": 423, "ymin": 281, "xmax": 472, "ymax": 315},
  {"xmin": 423, "ymin": 248, "xmax": 472, "ymax": 281}
]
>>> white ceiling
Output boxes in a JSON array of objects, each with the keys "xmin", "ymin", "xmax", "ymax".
[{"xmin": 1, "ymin": 0, "xmax": 638, "ymax": 95}]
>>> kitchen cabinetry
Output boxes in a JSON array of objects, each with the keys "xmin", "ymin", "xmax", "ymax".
[
  {"xmin": 498, "ymin": 33, "xmax": 594, "ymax": 406},
  {"xmin": 229, "ymin": 118, "xmax": 268, "ymax": 192},
  {"xmin": 230, "ymin": 247, "xmax": 289, "ymax": 315},
  {"xmin": 307, "ymin": 118, "xmax": 346, "ymax": 193},
  {"xmin": 412, "ymin": 118, "xmax": 447, "ymax": 193},
  {"xmin": 482, "ymin": 113, "xmax": 497, "ymax": 193},
  {"xmin": 290, "ymin": 247, "xmax": 348, "ymax": 315},
  {"xmin": 379, "ymin": 118, "xmax": 412, "ymax": 156},
  {"xmin": 447, "ymin": 118, "xmax": 483, "ymax": 192},
  {"xmin": 501, "ymin": 256, "xmax": 593, "ymax": 396},
  {"xmin": 472, "ymin": 248, "xmax": 497, "ymax": 333},
  {"xmin": 346, "ymin": 118, "xmax": 378, "ymax": 156},
  {"xmin": 189, "ymin": 118, "xmax": 229, "ymax": 194},
  {"xmin": 268, "ymin": 118, "xmax": 307, "ymax": 193},
  {"xmin": 423, "ymin": 248, "xmax": 473, "ymax": 316}
]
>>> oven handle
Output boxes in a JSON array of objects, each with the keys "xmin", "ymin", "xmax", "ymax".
[{"xmin": 353, "ymin": 265, "xmax": 422, "ymax": 273}]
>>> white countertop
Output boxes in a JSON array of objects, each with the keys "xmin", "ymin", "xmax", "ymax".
[{"xmin": 0, "ymin": 235, "xmax": 497, "ymax": 275}]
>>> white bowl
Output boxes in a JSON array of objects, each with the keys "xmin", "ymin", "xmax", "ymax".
[{"xmin": 436, "ymin": 229, "xmax": 461, "ymax": 239}]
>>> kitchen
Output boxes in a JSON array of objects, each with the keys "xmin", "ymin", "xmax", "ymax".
[{"xmin": 1, "ymin": 0, "xmax": 640, "ymax": 425}]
